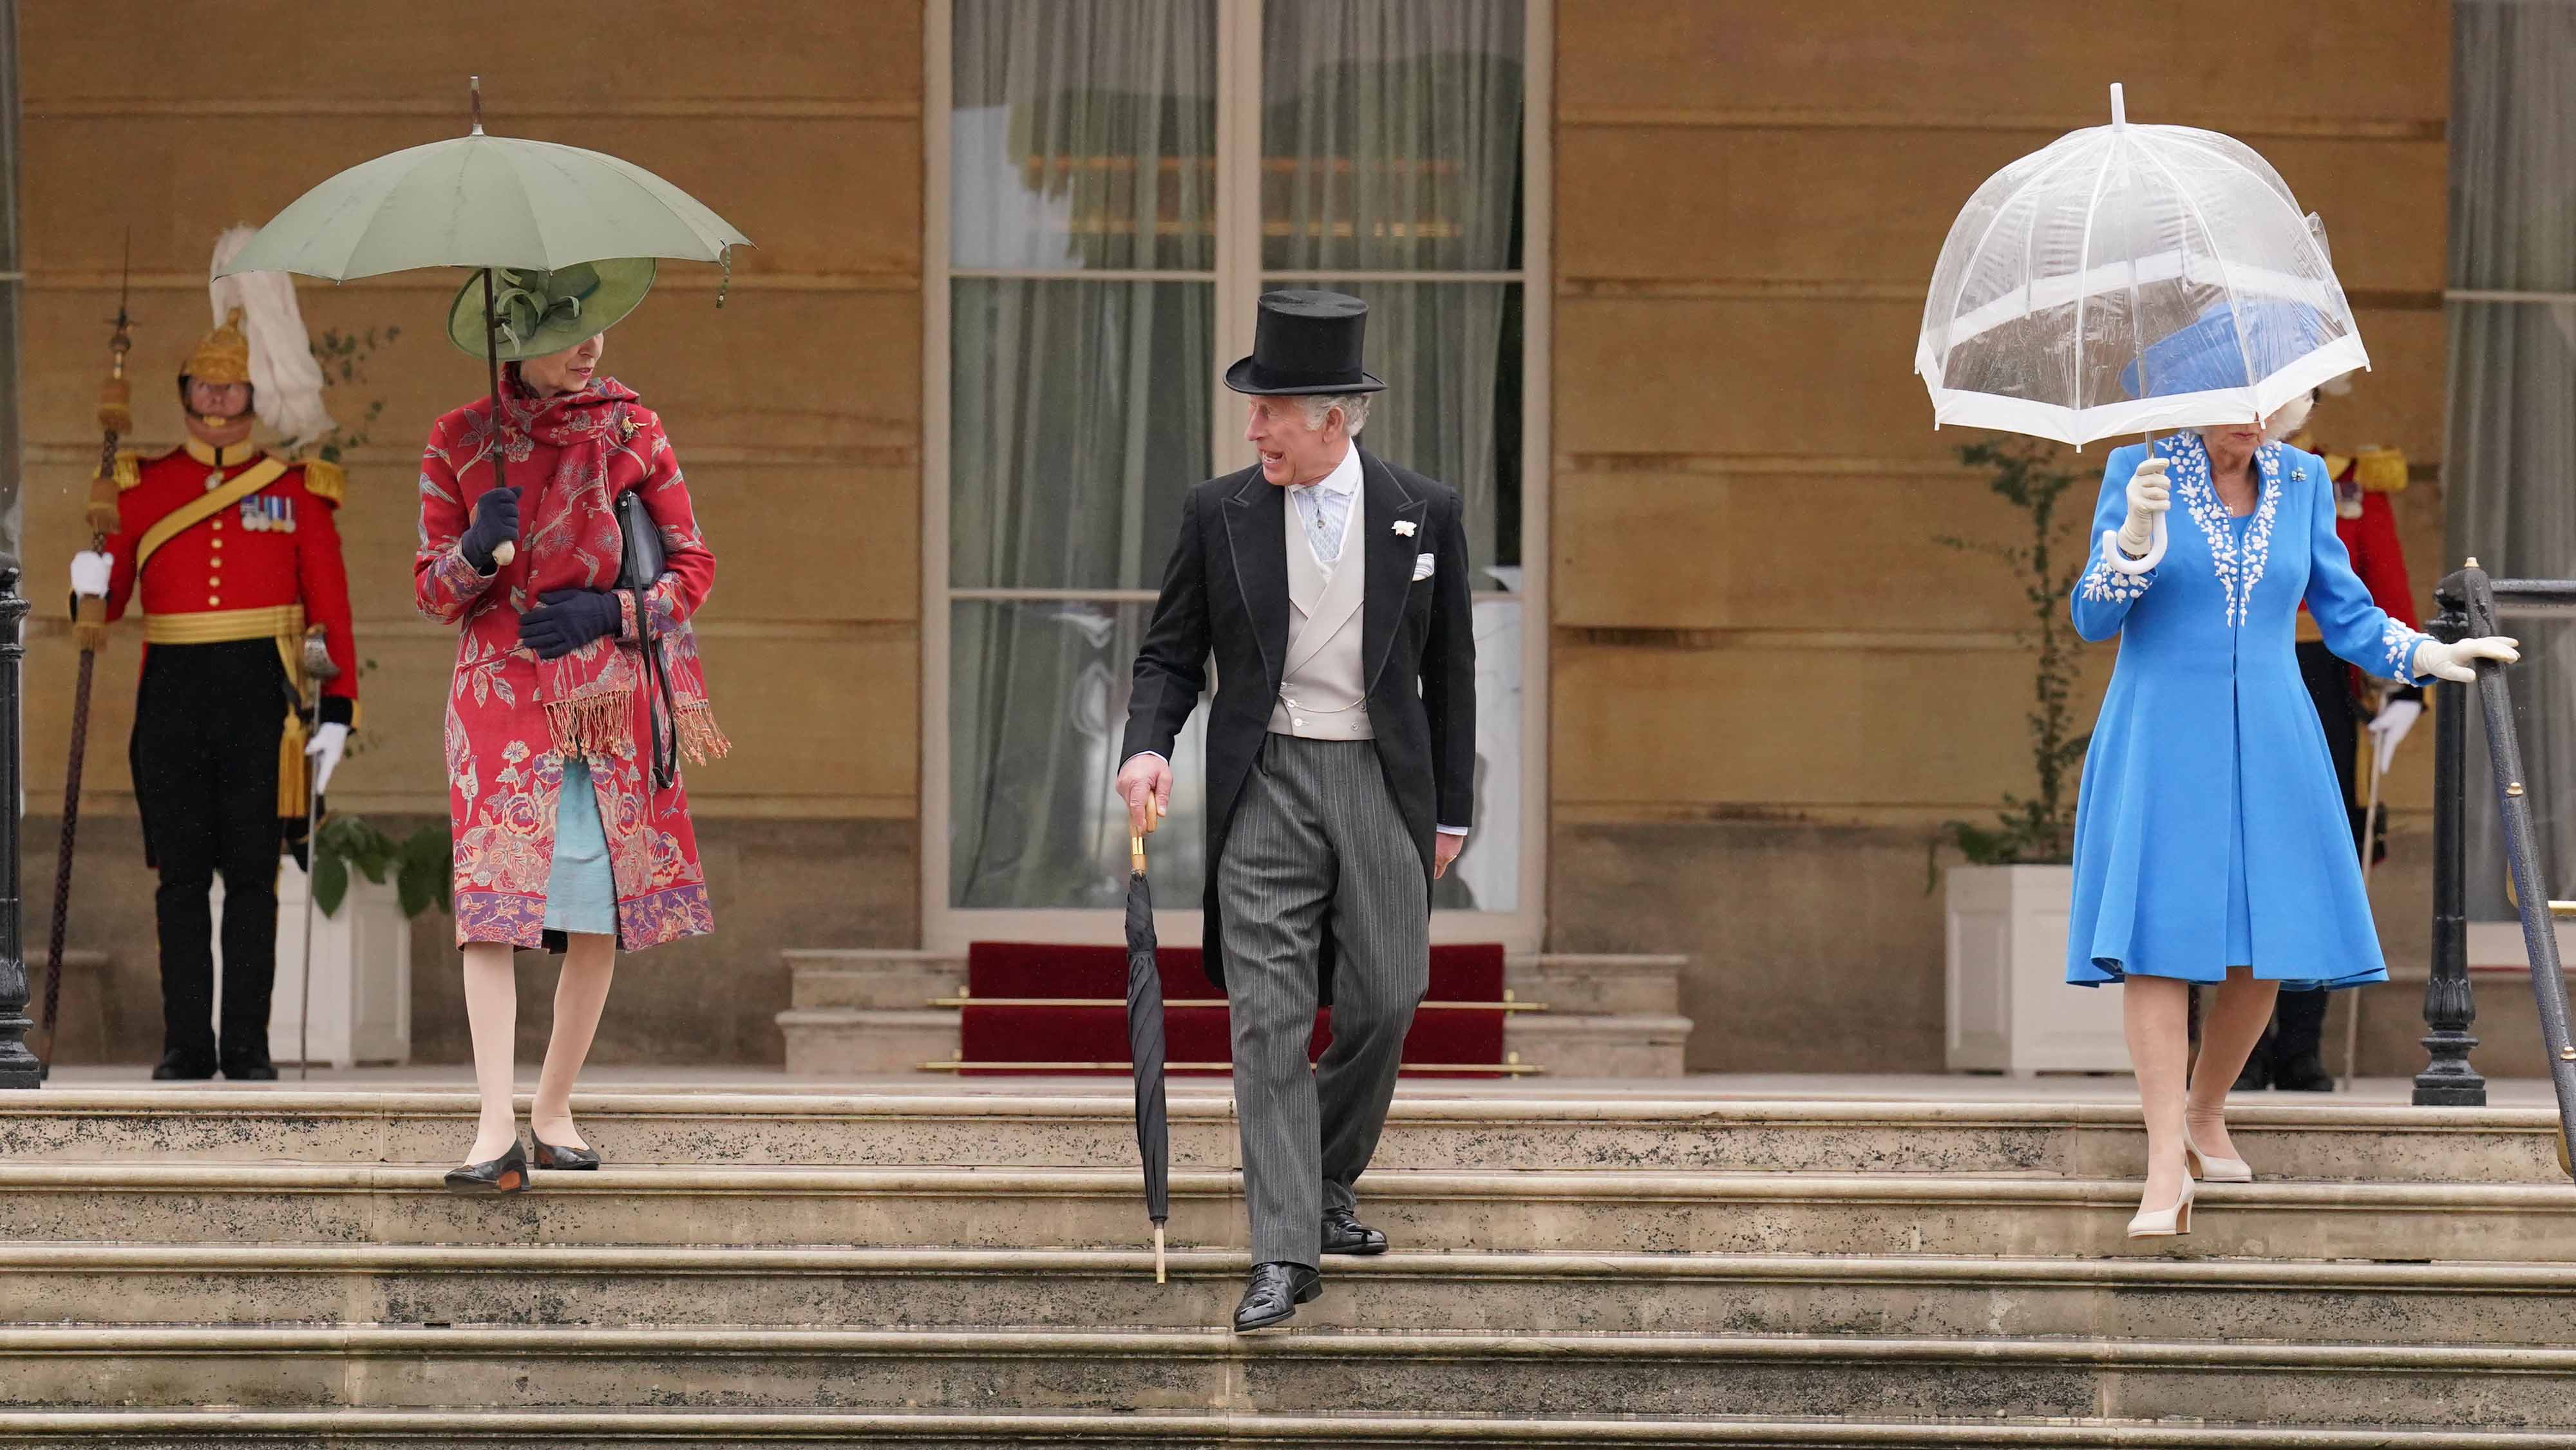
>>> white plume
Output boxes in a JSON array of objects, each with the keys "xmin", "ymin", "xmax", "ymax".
[{"xmin": 208, "ymin": 225, "xmax": 337, "ymax": 446}]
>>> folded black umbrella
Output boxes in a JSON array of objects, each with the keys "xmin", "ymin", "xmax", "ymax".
[{"xmin": 1124, "ymin": 830, "xmax": 1171, "ymax": 1283}]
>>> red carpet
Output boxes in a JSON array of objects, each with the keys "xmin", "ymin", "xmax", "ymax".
[{"xmin": 955, "ymin": 942, "xmax": 1519, "ymax": 1077}]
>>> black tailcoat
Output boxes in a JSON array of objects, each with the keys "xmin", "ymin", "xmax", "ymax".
[{"xmin": 1121, "ymin": 449, "xmax": 1477, "ymax": 997}]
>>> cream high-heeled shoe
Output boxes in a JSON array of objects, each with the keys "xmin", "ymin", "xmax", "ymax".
[
  {"xmin": 2184, "ymin": 1127, "xmax": 2255, "ymax": 1183},
  {"xmin": 2126, "ymin": 1172, "xmax": 2195, "ymax": 1238}
]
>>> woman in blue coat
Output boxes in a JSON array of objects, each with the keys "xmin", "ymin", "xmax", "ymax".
[{"xmin": 2067, "ymin": 394, "xmax": 2516, "ymax": 1238}]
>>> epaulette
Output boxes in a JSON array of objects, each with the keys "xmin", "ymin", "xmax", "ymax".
[
  {"xmin": 2353, "ymin": 446, "xmax": 2407, "ymax": 494},
  {"xmin": 289, "ymin": 452, "xmax": 346, "ymax": 506},
  {"xmin": 99, "ymin": 448, "xmax": 143, "ymax": 491},
  {"xmin": 2321, "ymin": 451, "xmax": 2354, "ymax": 482}
]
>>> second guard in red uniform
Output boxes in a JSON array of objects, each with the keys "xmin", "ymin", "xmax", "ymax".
[
  {"xmin": 67, "ymin": 258, "xmax": 357, "ymax": 1080},
  {"xmin": 2239, "ymin": 386, "xmax": 2423, "ymax": 1090}
]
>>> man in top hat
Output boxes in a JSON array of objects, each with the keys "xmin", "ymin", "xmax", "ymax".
[
  {"xmin": 68, "ymin": 239, "xmax": 357, "ymax": 1080},
  {"xmin": 1117, "ymin": 290, "xmax": 1475, "ymax": 1331}
]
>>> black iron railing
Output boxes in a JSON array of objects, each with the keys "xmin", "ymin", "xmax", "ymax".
[{"xmin": 2418, "ymin": 563, "xmax": 2576, "ymax": 1171}]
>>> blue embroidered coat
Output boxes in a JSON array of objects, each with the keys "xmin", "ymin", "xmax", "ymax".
[{"xmin": 2065, "ymin": 435, "xmax": 2433, "ymax": 990}]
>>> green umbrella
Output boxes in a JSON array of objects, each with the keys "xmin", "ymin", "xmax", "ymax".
[{"xmin": 218, "ymin": 77, "xmax": 751, "ymax": 564}]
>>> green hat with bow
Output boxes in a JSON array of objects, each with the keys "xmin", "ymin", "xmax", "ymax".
[{"xmin": 446, "ymin": 258, "xmax": 657, "ymax": 362}]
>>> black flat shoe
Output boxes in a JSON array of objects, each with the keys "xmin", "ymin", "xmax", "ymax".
[
  {"xmin": 1321, "ymin": 1207, "xmax": 1388, "ymax": 1256},
  {"xmin": 220, "ymin": 1059, "xmax": 278, "ymax": 1082},
  {"xmin": 528, "ymin": 1131, "xmax": 600, "ymax": 1170},
  {"xmin": 443, "ymin": 1140, "xmax": 531, "ymax": 1195},
  {"xmin": 1232, "ymin": 1261, "xmax": 1321, "ymax": 1332},
  {"xmin": 151, "ymin": 1051, "xmax": 216, "ymax": 1081}
]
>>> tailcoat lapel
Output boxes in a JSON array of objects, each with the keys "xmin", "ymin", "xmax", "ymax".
[
  {"xmin": 1361, "ymin": 450, "xmax": 1427, "ymax": 692},
  {"xmin": 1222, "ymin": 469, "xmax": 1290, "ymax": 690}
]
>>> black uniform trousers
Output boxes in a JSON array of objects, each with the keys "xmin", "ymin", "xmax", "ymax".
[
  {"xmin": 130, "ymin": 639, "xmax": 290, "ymax": 1070},
  {"xmin": 2255, "ymin": 641, "xmax": 2375, "ymax": 1072}
]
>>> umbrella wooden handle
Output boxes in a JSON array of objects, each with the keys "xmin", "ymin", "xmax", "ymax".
[{"xmin": 491, "ymin": 540, "xmax": 516, "ymax": 567}]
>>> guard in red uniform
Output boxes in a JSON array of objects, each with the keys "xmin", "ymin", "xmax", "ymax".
[
  {"xmin": 67, "ymin": 303, "xmax": 357, "ymax": 1080},
  {"xmin": 2239, "ymin": 387, "xmax": 2421, "ymax": 1090}
]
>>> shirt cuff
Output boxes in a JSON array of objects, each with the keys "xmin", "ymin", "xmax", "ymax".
[
  {"xmin": 1124, "ymin": 751, "xmax": 1169, "ymax": 771},
  {"xmin": 1437, "ymin": 826, "xmax": 1468, "ymax": 838}
]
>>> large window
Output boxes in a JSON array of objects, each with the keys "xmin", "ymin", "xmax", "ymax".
[{"xmin": 927, "ymin": 0, "xmax": 1546, "ymax": 944}]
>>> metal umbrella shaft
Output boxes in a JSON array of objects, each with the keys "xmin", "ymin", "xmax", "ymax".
[
  {"xmin": 1124, "ymin": 831, "xmax": 1171, "ymax": 1284},
  {"xmin": 480, "ymin": 267, "xmax": 516, "ymax": 569}
]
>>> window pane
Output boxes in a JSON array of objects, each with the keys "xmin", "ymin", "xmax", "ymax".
[
  {"xmin": 952, "ymin": 600, "xmax": 1211, "ymax": 909},
  {"xmin": 953, "ymin": 0, "xmax": 1218, "ymax": 271},
  {"xmin": 1261, "ymin": 0, "xmax": 1525, "ymax": 272},
  {"xmin": 1269, "ymin": 279, "xmax": 1520, "ymax": 579},
  {"xmin": 951, "ymin": 279, "xmax": 1212, "ymax": 591},
  {"xmin": 1430, "ymin": 598, "xmax": 1523, "ymax": 913}
]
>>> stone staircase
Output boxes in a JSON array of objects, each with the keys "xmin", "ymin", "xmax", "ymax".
[
  {"xmin": 776, "ymin": 949, "xmax": 1695, "ymax": 1078},
  {"xmin": 0, "ymin": 1087, "xmax": 2571, "ymax": 1445}
]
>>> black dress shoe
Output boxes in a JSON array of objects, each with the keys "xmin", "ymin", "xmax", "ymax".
[
  {"xmin": 220, "ymin": 1058, "xmax": 279, "ymax": 1082},
  {"xmin": 528, "ymin": 1131, "xmax": 601, "ymax": 1170},
  {"xmin": 1232, "ymin": 1261, "xmax": 1321, "ymax": 1332},
  {"xmin": 443, "ymin": 1140, "xmax": 531, "ymax": 1195},
  {"xmin": 152, "ymin": 1050, "xmax": 216, "ymax": 1081},
  {"xmin": 1321, "ymin": 1207, "xmax": 1388, "ymax": 1256},
  {"xmin": 2273, "ymin": 1051, "xmax": 2335, "ymax": 1092}
]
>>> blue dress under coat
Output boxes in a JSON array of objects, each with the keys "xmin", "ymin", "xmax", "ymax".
[{"xmin": 2065, "ymin": 434, "xmax": 2434, "ymax": 990}]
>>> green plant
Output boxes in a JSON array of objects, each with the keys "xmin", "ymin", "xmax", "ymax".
[
  {"xmin": 303, "ymin": 325, "xmax": 402, "ymax": 463},
  {"xmin": 1928, "ymin": 438, "xmax": 2094, "ymax": 877},
  {"xmin": 312, "ymin": 815, "xmax": 451, "ymax": 919}
]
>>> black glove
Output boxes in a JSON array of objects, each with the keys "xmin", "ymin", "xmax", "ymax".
[
  {"xmin": 458, "ymin": 486, "xmax": 521, "ymax": 572},
  {"xmin": 517, "ymin": 588, "xmax": 623, "ymax": 660}
]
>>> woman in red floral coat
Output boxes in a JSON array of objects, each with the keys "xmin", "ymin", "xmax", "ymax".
[{"xmin": 413, "ymin": 259, "xmax": 726, "ymax": 1189}]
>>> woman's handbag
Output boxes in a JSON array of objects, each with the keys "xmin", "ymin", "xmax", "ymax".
[{"xmin": 615, "ymin": 488, "xmax": 681, "ymax": 789}]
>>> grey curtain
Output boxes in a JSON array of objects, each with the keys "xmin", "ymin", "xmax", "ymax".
[
  {"xmin": 949, "ymin": 0, "xmax": 1218, "ymax": 909},
  {"xmin": 2450, "ymin": 0, "xmax": 2576, "ymax": 918},
  {"xmin": 1261, "ymin": 0, "xmax": 1524, "ymax": 578}
]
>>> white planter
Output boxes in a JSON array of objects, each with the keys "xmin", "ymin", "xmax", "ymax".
[
  {"xmin": 211, "ymin": 865, "xmax": 413, "ymax": 1068},
  {"xmin": 1944, "ymin": 863, "xmax": 2126, "ymax": 1075}
]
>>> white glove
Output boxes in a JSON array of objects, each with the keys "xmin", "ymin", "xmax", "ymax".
[
  {"xmin": 2366, "ymin": 698, "xmax": 2422, "ymax": 775},
  {"xmin": 70, "ymin": 551, "xmax": 111, "ymax": 598},
  {"xmin": 2412, "ymin": 636, "xmax": 2519, "ymax": 684},
  {"xmin": 306, "ymin": 722, "xmax": 350, "ymax": 796},
  {"xmin": 2117, "ymin": 457, "xmax": 2170, "ymax": 558}
]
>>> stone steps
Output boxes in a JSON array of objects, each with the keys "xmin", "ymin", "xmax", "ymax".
[
  {"xmin": 1, "ymin": 1091, "xmax": 2562, "ymax": 1182},
  {"xmin": 7, "ymin": 1090, "xmax": 2568, "ymax": 1444},
  {"xmin": 777, "ymin": 950, "xmax": 1695, "ymax": 1077},
  {"xmin": 7, "ymin": 1409, "xmax": 2576, "ymax": 1447},
  {"xmin": 9, "ymin": 1324, "xmax": 2576, "ymax": 1426},
  {"xmin": 3, "ymin": 1162, "xmax": 2572, "ymax": 1259},
  {"xmin": 10, "ymin": 1243, "xmax": 2576, "ymax": 1345}
]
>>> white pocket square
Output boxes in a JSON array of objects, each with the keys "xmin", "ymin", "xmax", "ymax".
[{"xmin": 1412, "ymin": 552, "xmax": 1436, "ymax": 581}]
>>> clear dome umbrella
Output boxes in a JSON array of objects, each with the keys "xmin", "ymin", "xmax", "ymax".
[{"xmin": 1916, "ymin": 83, "xmax": 2367, "ymax": 446}]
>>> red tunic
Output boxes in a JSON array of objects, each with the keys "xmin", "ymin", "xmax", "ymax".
[
  {"xmin": 2296, "ymin": 447, "xmax": 2420, "ymax": 690},
  {"xmin": 415, "ymin": 388, "xmax": 717, "ymax": 951},
  {"xmin": 99, "ymin": 439, "xmax": 359, "ymax": 713}
]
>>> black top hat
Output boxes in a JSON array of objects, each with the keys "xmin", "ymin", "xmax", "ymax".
[{"xmin": 1224, "ymin": 290, "xmax": 1387, "ymax": 396}]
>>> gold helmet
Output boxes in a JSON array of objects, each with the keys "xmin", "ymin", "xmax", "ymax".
[{"xmin": 182, "ymin": 306, "xmax": 252, "ymax": 386}]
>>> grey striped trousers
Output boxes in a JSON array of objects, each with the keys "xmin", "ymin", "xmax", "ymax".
[{"xmin": 1219, "ymin": 733, "xmax": 1429, "ymax": 1268}]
